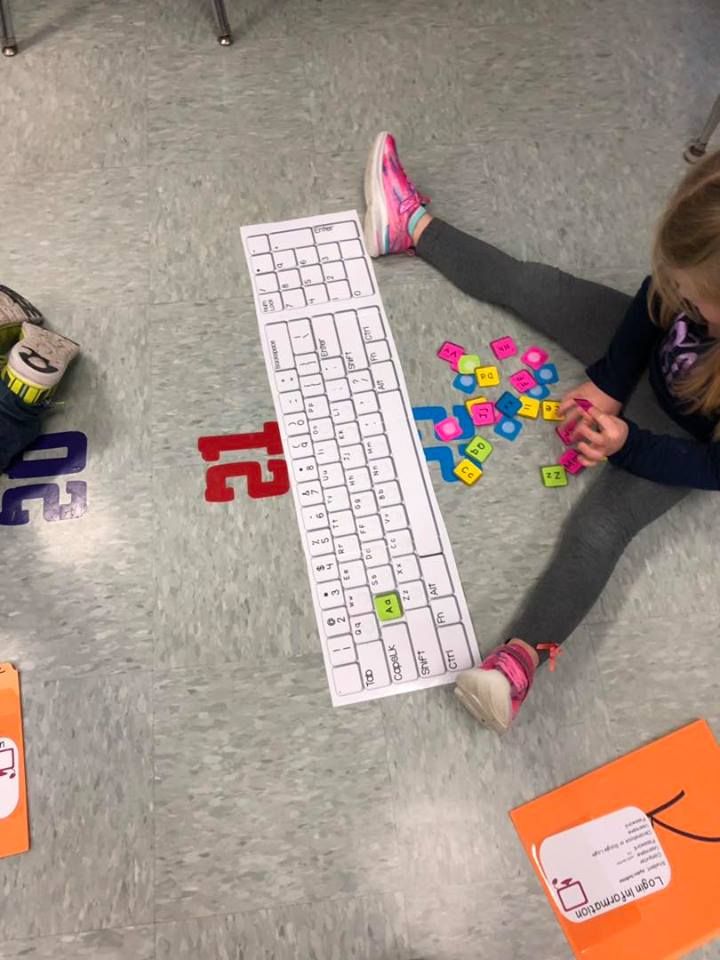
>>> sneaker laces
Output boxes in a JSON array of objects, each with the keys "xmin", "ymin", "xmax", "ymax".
[
  {"xmin": 537, "ymin": 643, "xmax": 563, "ymax": 672},
  {"xmin": 483, "ymin": 645, "xmax": 534, "ymax": 702}
]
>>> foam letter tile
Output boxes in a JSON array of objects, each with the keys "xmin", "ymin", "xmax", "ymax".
[
  {"xmin": 541, "ymin": 401, "xmax": 563, "ymax": 421},
  {"xmin": 496, "ymin": 391, "xmax": 523, "ymax": 418},
  {"xmin": 521, "ymin": 346, "xmax": 549, "ymax": 370},
  {"xmin": 518, "ymin": 396, "xmax": 541, "ymax": 419},
  {"xmin": 435, "ymin": 417, "xmax": 463, "ymax": 441},
  {"xmin": 465, "ymin": 434, "xmax": 494, "ymax": 464},
  {"xmin": 437, "ymin": 341, "xmax": 466, "ymax": 366},
  {"xmin": 509, "ymin": 369, "xmax": 538, "ymax": 393},
  {"xmin": 490, "ymin": 336, "xmax": 518, "ymax": 360},
  {"xmin": 453, "ymin": 458, "xmax": 483, "ymax": 486},
  {"xmin": 457, "ymin": 353, "xmax": 481, "ymax": 375},
  {"xmin": 493, "ymin": 418, "xmax": 523, "ymax": 441},
  {"xmin": 475, "ymin": 365, "xmax": 501, "ymax": 388},
  {"xmin": 540, "ymin": 464, "xmax": 568, "ymax": 487},
  {"xmin": 452, "ymin": 373, "xmax": 477, "ymax": 394}
]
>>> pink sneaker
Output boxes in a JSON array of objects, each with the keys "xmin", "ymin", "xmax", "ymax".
[
  {"xmin": 363, "ymin": 132, "xmax": 429, "ymax": 257},
  {"xmin": 454, "ymin": 642, "xmax": 539, "ymax": 733}
]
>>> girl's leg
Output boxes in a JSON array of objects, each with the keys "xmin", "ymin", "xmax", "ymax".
[{"xmin": 416, "ymin": 217, "xmax": 633, "ymax": 366}]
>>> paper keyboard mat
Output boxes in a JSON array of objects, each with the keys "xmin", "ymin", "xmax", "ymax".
[{"xmin": 241, "ymin": 210, "xmax": 479, "ymax": 705}]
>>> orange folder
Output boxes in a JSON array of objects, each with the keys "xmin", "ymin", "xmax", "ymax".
[
  {"xmin": 0, "ymin": 663, "xmax": 29, "ymax": 858},
  {"xmin": 511, "ymin": 720, "xmax": 720, "ymax": 960}
]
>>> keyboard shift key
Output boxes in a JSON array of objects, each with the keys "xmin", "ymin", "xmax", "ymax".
[
  {"xmin": 381, "ymin": 624, "xmax": 419, "ymax": 683},
  {"xmin": 357, "ymin": 641, "xmax": 391, "ymax": 689},
  {"xmin": 333, "ymin": 663, "xmax": 363, "ymax": 696},
  {"xmin": 405, "ymin": 608, "xmax": 447, "ymax": 677},
  {"xmin": 437, "ymin": 623, "xmax": 474, "ymax": 671}
]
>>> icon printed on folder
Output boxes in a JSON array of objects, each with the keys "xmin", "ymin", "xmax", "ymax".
[
  {"xmin": 0, "ymin": 745, "xmax": 16, "ymax": 779},
  {"xmin": 553, "ymin": 877, "xmax": 589, "ymax": 912}
]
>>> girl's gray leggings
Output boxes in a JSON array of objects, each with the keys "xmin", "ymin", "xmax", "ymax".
[{"xmin": 416, "ymin": 218, "xmax": 691, "ymax": 660}]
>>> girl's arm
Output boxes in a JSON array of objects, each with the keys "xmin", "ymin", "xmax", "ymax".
[
  {"xmin": 609, "ymin": 420, "xmax": 720, "ymax": 490},
  {"xmin": 585, "ymin": 277, "xmax": 661, "ymax": 403}
]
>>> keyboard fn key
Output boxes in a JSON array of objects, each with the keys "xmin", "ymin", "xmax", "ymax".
[{"xmin": 431, "ymin": 596, "xmax": 461, "ymax": 627}]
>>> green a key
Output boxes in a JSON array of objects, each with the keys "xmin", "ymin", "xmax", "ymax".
[{"xmin": 374, "ymin": 591, "xmax": 403, "ymax": 622}]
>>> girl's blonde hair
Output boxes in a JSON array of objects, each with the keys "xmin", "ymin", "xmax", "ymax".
[{"xmin": 649, "ymin": 149, "xmax": 720, "ymax": 422}]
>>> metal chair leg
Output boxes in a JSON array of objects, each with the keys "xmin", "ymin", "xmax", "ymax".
[
  {"xmin": 684, "ymin": 93, "xmax": 720, "ymax": 163},
  {"xmin": 211, "ymin": 0, "xmax": 233, "ymax": 46},
  {"xmin": 1, "ymin": 0, "xmax": 18, "ymax": 57}
]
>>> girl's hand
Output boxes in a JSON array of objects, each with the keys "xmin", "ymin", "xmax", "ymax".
[
  {"xmin": 558, "ymin": 380, "xmax": 622, "ymax": 442},
  {"xmin": 573, "ymin": 408, "xmax": 629, "ymax": 466}
]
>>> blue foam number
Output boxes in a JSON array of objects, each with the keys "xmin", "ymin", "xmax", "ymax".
[
  {"xmin": 6, "ymin": 430, "xmax": 88, "ymax": 479},
  {"xmin": 0, "ymin": 481, "xmax": 88, "ymax": 525}
]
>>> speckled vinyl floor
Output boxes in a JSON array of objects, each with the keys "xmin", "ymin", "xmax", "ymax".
[{"xmin": 0, "ymin": 0, "xmax": 718, "ymax": 957}]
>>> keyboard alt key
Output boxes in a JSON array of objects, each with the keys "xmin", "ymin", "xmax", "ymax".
[
  {"xmin": 419, "ymin": 555, "xmax": 453, "ymax": 600},
  {"xmin": 372, "ymin": 361, "xmax": 399, "ymax": 392}
]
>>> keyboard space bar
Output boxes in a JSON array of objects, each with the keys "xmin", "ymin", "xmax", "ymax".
[{"xmin": 378, "ymin": 390, "xmax": 441, "ymax": 557}]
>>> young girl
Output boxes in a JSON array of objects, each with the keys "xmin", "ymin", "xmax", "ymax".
[
  {"xmin": 363, "ymin": 133, "xmax": 720, "ymax": 733},
  {"xmin": 0, "ymin": 284, "xmax": 79, "ymax": 473}
]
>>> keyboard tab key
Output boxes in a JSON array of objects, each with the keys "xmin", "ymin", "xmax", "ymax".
[
  {"xmin": 357, "ymin": 641, "xmax": 391, "ymax": 689},
  {"xmin": 381, "ymin": 624, "xmax": 419, "ymax": 682},
  {"xmin": 437, "ymin": 623, "xmax": 474, "ymax": 671},
  {"xmin": 333, "ymin": 663, "xmax": 363, "ymax": 696}
]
